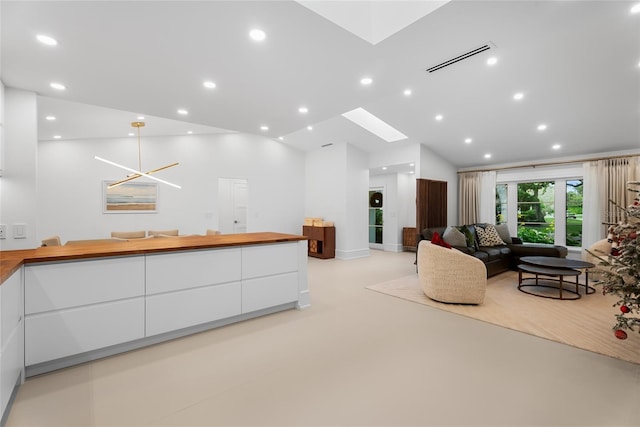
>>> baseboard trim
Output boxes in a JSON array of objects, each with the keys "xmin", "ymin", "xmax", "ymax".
[{"xmin": 336, "ymin": 248, "xmax": 370, "ymax": 260}]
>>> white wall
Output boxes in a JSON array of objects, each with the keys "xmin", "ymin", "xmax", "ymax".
[
  {"xmin": 305, "ymin": 143, "xmax": 369, "ymax": 259},
  {"xmin": 344, "ymin": 144, "xmax": 369, "ymax": 258},
  {"xmin": 418, "ymin": 144, "xmax": 458, "ymax": 226},
  {"xmin": 1, "ymin": 88, "xmax": 38, "ymax": 249},
  {"xmin": 37, "ymin": 132, "xmax": 305, "ymax": 242}
]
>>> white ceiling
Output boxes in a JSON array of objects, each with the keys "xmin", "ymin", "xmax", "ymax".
[{"xmin": 2, "ymin": 1, "xmax": 639, "ymax": 169}]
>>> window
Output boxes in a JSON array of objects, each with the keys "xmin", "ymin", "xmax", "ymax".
[
  {"xmin": 496, "ymin": 177, "xmax": 584, "ymax": 247},
  {"xmin": 566, "ymin": 179, "xmax": 583, "ymax": 247},
  {"xmin": 495, "ymin": 184, "xmax": 507, "ymax": 224},
  {"xmin": 517, "ymin": 182, "xmax": 555, "ymax": 244}
]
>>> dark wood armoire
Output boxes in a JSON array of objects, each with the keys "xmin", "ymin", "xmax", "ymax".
[{"xmin": 416, "ymin": 178, "xmax": 447, "ymax": 233}]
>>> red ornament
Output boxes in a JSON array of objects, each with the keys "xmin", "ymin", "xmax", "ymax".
[
  {"xmin": 620, "ymin": 305, "xmax": 631, "ymax": 313},
  {"xmin": 614, "ymin": 330, "xmax": 628, "ymax": 340},
  {"xmin": 611, "ymin": 248, "xmax": 621, "ymax": 257},
  {"xmin": 630, "ymin": 232, "xmax": 637, "ymax": 239}
]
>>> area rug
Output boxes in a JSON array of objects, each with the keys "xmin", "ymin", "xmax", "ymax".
[{"xmin": 366, "ymin": 271, "xmax": 640, "ymax": 365}]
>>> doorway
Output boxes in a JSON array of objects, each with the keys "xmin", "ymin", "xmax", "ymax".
[
  {"xmin": 369, "ymin": 188, "xmax": 383, "ymax": 249},
  {"xmin": 218, "ymin": 178, "xmax": 248, "ymax": 233}
]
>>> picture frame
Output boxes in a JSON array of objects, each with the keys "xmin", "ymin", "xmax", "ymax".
[{"xmin": 103, "ymin": 181, "xmax": 158, "ymax": 213}]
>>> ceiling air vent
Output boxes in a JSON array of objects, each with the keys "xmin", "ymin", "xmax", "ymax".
[{"xmin": 426, "ymin": 44, "xmax": 491, "ymax": 73}]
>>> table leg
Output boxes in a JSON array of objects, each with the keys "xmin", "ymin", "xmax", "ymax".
[{"xmin": 559, "ymin": 275, "xmax": 563, "ymax": 299}]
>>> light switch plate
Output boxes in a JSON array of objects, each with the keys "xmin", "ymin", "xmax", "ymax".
[
  {"xmin": 13, "ymin": 223, "xmax": 26, "ymax": 239},
  {"xmin": 0, "ymin": 224, "xmax": 6, "ymax": 239}
]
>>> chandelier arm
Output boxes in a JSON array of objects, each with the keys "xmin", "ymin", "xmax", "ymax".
[{"xmin": 95, "ymin": 156, "xmax": 181, "ymax": 189}]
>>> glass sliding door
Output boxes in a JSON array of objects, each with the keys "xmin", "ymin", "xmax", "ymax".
[
  {"xmin": 566, "ymin": 179, "xmax": 583, "ymax": 247},
  {"xmin": 369, "ymin": 189, "xmax": 383, "ymax": 246}
]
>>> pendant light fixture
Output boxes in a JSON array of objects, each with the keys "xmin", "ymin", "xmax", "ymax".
[{"xmin": 95, "ymin": 121, "xmax": 181, "ymax": 189}]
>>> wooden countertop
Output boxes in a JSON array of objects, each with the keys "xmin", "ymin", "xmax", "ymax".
[{"xmin": 0, "ymin": 232, "xmax": 307, "ymax": 285}]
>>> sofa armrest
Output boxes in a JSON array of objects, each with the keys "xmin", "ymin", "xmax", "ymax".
[{"xmin": 511, "ymin": 237, "xmax": 523, "ymax": 244}]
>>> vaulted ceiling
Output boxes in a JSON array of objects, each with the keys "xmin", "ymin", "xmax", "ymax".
[{"xmin": 2, "ymin": 1, "xmax": 639, "ymax": 169}]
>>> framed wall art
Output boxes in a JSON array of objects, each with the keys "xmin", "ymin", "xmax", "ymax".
[{"xmin": 103, "ymin": 181, "xmax": 158, "ymax": 213}]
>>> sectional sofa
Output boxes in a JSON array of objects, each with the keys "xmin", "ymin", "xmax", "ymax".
[{"xmin": 418, "ymin": 223, "xmax": 568, "ymax": 277}]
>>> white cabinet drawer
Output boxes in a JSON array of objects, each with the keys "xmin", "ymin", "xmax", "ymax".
[
  {"xmin": 25, "ymin": 298, "xmax": 144, "ymax": 366},
  {"xmin": 242, "ymin": 243, "xmax": 298, "ymax": 279},
  {"xmin": 242, "ymin": 272, "xmax": 298, "ymax": 313},
  {"xmin": 146, "ymin": 249, "xmax": 241, "ymax": 295},
  {"xmin": 25, "ymin": 257, "xmax": 144, "ymax": 314},
  {"xmin": 146, "ymin": 281, "xmax": 241, "ymax": 337}
]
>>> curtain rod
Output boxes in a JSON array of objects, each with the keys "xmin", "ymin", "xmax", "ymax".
[{"xmin": 457, "ymin": 153, "xmax": 640, "ymax": 174}]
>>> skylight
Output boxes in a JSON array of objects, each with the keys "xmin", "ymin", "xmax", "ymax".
[{"xmin": 341, "ymin": 108, "xmax": 407, "ymax": 142}]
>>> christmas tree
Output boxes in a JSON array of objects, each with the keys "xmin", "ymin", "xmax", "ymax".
[{"xmin": 588, "ymin": 181, "xmax": 640, "ymax": 340}]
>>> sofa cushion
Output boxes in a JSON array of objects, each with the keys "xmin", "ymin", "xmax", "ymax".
[
  {"xmin": 477, "ymin": 246, "xmax": 511, "ymax": 261},
  {"xmin": 457, "ymin": 225, "xmax": 479, "ymax": 250},
  {"xmin": 476, "ymin": 224, "xmax": 506, "ymax": 246},
  {"xmin": 443, "ymin": 226, "xmax": 467, "ymax": 247},
  {"xmin": 494, "ymin": 223, "xmax": 512, "ymax": 244},
  {"xmin": 471, "ymin": 251, "xmax": 489, "ymax": 262}
]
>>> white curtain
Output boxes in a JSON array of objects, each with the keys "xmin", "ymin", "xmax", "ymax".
[
  {"xmin": 582, "ymin": 156, "xmax": 640, "ymax": 248},
  {"xmin": 582, "ymin": 161, "xmax": 605, "ymax": 248},
  {"xmin": 479, "ymin": 171, "xmax": 497, "ymax": 224}
]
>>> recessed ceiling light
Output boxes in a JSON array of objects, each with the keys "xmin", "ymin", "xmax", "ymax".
[
  {"xmin": 537, "ymin": 123, "xmax": 548, "ymax": 131},
  {"xmin": 45, "ymin": 115, "xmax": 56, "ymax": 121},
  {"xmin": 360, "ymin": 77, "xmax": 373, "ymax": 85},
  {"xmin": 435, "ymin": 114, "xmax": 443, "ymax": 121},
  {"xmin": 298, "ymin": 106, "xmax": 308, "ymax": 114},
  {"xmin": 484, "ymin": 153, "xmax": 492, "ymax": 159},
  {"xmin": 342, "ymin": 107, "xmax": 408, "ymax": 142},
  {"xmin": 409, "ymin": 171, "xmax": 415, "ymax": 174},
  {"xmin": 464, "ymin": 138, "xmax": 472, "ymax": 144},
  {"xmin": 137, "ymin": 116, "xmax": 145, "ymax": 120},
  {"xmin": 260, "ymin": 125, "xmax": 269, "ymax": 131},
  {"xmin": 409, "ymin": 163, "xmax": 415, "ymax": 167},
  {"xmin": 128, "ymin": 133, "xmax": 135, "ymax": 136},
  {"xmin": 403, "ymin": 89, "xmax": 412, "ymax": 96},
  {"xmin": 36, "ymin": 34, "xmax": 58, "ymax": 46},
  {"xmin": 486, "ymin": 56, "xmax": 498, "ymax": 66},
  {"xmin": 630, "ymin": 3, "xmax": 640, "ymax": 14},
  {"xmin": 249, "ymin": 29, "xmax": 266, "ymax": 41},
  {"xmin": 50, "ymin": 82, "xmax": 66, "ymax": 90},
  {"xmin": 187, "ymin": 131, "xmax": 193, "ymax": 134},
  {"xmin": 203, "ymin": 81, "xmax": 216, "ymax": 89},
  {"xmin": 552, "ymin": 144, "xmax": 561, "ymax": 150},
  {"xmin": 513, "ymin": 92, "xmax": 524, "ymax": 101},
  {"xmin": 177, "ymin": 109, "xmax": 188, "ymax": 115},
  {"xmin": 307, "ymin": 126, "xmax": 313, "ymax": 131},
  {"xmin": 382, "ymin": 166, "xmax": 387, "ymax": 170},
  {"xmin": 53, "ymin": 135, "xmax": 61, "ymax": 139},
  {"xmin": 278, "ymin": 136, "xmax": 284, "ymax": 141}
]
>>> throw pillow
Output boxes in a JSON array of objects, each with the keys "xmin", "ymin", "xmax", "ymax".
[
  {"xmin": 457, "ymin": 225, "xmax": 479, "ymax": 250},
  {"xmin": 443, "ymin": 226, "xmax": 467, "ymax": 247},
  {"xmin": 494, "ymin": 223, "xmax": 512, "ymax": 244},
  {"xmin": 431, "ymin": 231, "xmax": 451, "ymax": 249},
  {"xmin": 476, "ymin": 224, "xmax": 506, "ymax": 246}
]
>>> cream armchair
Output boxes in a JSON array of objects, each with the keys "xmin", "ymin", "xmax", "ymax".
[{"xmin": 417, "ymin": 240, "xmax": 487, "ymax": 304}]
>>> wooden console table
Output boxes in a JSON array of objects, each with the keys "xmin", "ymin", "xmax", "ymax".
[{"xmin": 302, "ymin": 226, "xmax": 335, "ymax": 259}]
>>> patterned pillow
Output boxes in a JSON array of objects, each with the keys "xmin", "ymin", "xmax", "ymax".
[
  {"xmin": 476, "ymin": 224, "xmax": 506, "ymax": 246},
  {"xmin": 457, "ymin": 225, "xmax": 479, "ymax": 250}
]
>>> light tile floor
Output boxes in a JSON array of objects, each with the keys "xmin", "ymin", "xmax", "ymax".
[{"xmin": 7, "ymin": 250, "xmax": 640, "ymax": 426}]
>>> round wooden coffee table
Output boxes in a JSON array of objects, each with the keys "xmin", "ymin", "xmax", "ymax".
[{"xmin": 518, "ymin": 256, "xmax": 596, "ymax": 300}]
